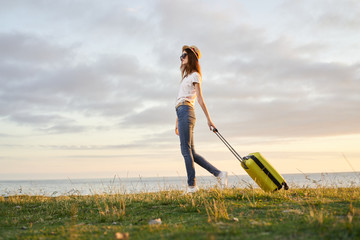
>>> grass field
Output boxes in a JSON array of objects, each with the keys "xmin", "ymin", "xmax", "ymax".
[{"xmin": 0, "ymin": 186, "xmax": 359, "ymax": 239}]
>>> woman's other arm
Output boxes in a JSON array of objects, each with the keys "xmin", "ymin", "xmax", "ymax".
[{"xmin": 175, "ymin": 117, "xmax": 179, "ymax": 135}]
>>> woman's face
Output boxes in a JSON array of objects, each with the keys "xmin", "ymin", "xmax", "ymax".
[{"xmin": 180, "ymin": 51, "xmax": 188, "ymax": 65}]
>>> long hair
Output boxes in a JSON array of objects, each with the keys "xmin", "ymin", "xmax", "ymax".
[{"xmin": 181, "ymin": 48, "xmax": 201, "ymax": 79}]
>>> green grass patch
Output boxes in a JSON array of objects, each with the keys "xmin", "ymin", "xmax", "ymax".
[{"xmin": 0, "ymin": 187, "xmax": 359, "ymax": 239}]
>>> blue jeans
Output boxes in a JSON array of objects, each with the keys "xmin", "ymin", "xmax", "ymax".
[{"xmin": 176, "ymin": 105, "xmax": 221, "ymax": 186}]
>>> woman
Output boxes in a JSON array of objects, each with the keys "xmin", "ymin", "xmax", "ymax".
[{"xmin": 175, "ymin": 45, "xmax": 227, "ymax": 193}]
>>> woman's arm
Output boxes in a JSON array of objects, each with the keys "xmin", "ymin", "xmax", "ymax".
[
  {"xmin": 175, "ymin": 117, "xmax": 179, "ymax": 135},
  {"xmin": 194, "ymin": 83, "xmax": 216, "ymax": 131}
]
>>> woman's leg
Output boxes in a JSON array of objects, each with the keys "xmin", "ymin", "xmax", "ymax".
[
  {"xmin": 192, "ymin": 147, "xmax": 221, "ymax": 177},
  {"xmin": 177, "ymin": 106, "xmax": 196, "ymax": 186}
]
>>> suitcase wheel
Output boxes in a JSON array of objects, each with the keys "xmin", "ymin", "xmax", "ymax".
[{"xmin": 283, "ymin": 182, "xmax": 289, "ymax": 190}]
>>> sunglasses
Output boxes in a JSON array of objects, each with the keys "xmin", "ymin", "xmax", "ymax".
[{"xmin": 180, "ymin": 53, "xmax": 187, "ymax": 60}]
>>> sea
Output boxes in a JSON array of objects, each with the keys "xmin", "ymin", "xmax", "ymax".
[{"xmin": 1, "ymin": 172, "xmax": 359, "ymax": 197}]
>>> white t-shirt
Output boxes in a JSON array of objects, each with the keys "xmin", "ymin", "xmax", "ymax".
[{"xmin": 175, "ymin": 72, "xmax": 202, "ymax": 107}]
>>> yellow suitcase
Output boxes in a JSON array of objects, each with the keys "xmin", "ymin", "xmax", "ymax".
[{"xmin": 213, "ymin": 129, "xmax": 289, "ymax": 192}]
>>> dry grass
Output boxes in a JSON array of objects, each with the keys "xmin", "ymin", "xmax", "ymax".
[{"xmin": 0, "ymin": 183, "xmax": 359, "ymax": 239}]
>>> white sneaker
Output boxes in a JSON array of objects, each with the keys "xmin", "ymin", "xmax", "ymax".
[
  {"xmin": 217, "ymin": 171, "xmax": 228, "ymax": 188},
  {"xmin": 185, "ymin": 186, "xmax": 199, "ymax": 194}
]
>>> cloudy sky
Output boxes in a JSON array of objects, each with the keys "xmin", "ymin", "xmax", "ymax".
[{"xmin": 1, "ymin": 0, "xmax": 359, "ymax": 180}]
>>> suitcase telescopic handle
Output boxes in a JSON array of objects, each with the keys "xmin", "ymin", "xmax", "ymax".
[{"xmin": 213, "ymin": 128, "xmax": 244, "ymax": 163}]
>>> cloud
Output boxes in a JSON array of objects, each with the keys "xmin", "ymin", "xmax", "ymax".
[
  {"xmin": 0, "ymin": 133, "xmax": 12, "ymax": 138},
  {"xmin": 6, "ymin": 112, "xmax": 87, "ymax": 134},
  {"xmin": 205, "ymin": 54, "xmax": 360, "ymax": 137},
  {"xmin": 1, "ymin": 0, "xmax": 359, "ymax": 141},
  {"xmin": 0, "ymin": 31, "xmax": 161, "ymax": 130},
  {"xmin": 122, "ymin": 105, "xmax": 174, "ymax": 127},
  {"xmin": 280, "ymin": 0, "xmax": 360, "ymax": 31},
  {"xmin": 40, "ymin": 144, "xmax": 138, "ymax": 150},
  {"xmin": 0, "ymin": 32, "xmax": 72, "ymax": 64},
  {"xmin": 0, "ymin": 143, "xmax": 141, "ymax": 151}
]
